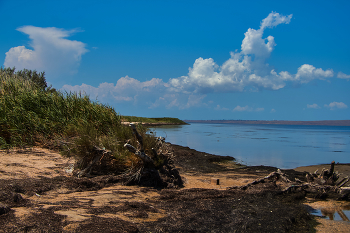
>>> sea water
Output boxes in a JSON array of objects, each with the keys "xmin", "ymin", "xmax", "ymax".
[{"xmin": 150, "ymin": 123, "xmax": 350, "ymax": 169}]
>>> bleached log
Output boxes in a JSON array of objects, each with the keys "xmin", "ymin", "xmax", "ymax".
[
  {"xmin": 339, "ymin": 187, "xmax": 350, "ymax": 195},
  {"xmin": 239, "ymin": 170, "xmax": 292, "ymax": 190},
  {"xmin": 130, "ymin": 123, "xmax": 144, "ymax": 151},
  {"xmin": 124, "ymin": 143, "xmax": 154, "ymax": 164},
  {"xmin": 337, "ymin": 176, "xmax": 350, "ymax": 188},
  {"xmin": 124, "ymin": 123, "xmax": 154, "ymax": 165}
]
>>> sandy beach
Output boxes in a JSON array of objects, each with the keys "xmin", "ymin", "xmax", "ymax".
[{"xmin": 0, "ymin": 145, "xmax": 349, "ymax": 232}]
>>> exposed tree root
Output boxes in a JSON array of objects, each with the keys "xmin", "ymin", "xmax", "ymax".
[
  {"xmin": 74, "ymin": 123, "xmax": 183, "ymax": 189},
  {"xmin": 234, "ymin": 162, "xmax": 350, "ymax": 201}
]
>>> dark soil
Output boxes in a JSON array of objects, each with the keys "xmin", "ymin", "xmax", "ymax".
[
  {"xmin": 140, "ymin": 183, "xmax": 313, "ymax": 233},
  {"xmin": 0, "ymin": 176, "xmax": 316, "ymax": 233},
  {"xmin": 0, "ymin": 143, "xmax": 324, "ymax": 232}
]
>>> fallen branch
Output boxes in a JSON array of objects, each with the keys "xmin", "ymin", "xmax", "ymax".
[
  {"xmin": 337, "ymin": 176, "xmax": 350, "ymax": 188},
  {"xmin": 239, "ymin": 169, "xmax": 292, "ymax": 190},
  {"xmin": 124, "ymin": 123, "xmax": 154, "ymax": 165},
  {"xmin": 234, "ymin": 161, "xmax": 350, "ymax": 200},
  {"xmin": 124, "ymin": 143, "xmax": 154, "ymax": 164},
  {"xmin": 77, "ymin": 146, "xmax": 111, "ymax": 178}
]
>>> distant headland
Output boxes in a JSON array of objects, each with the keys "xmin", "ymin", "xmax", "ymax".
[{"xmin": 184, "ymin": 120, "xmax": 350, "ymax": 126}]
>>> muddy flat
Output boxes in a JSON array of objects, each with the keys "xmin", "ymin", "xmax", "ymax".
[{"xmin": 0, "ymin": 145, "xmax": 349, "ymax": 232}]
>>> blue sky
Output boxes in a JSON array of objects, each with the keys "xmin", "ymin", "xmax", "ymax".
[{"xmin": 1, "ymin": 0, "xmax": 350, "ymax": 120}]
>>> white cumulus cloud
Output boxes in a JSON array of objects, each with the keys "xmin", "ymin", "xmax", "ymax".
[
  {"xmin": 62, "ymin": 76, "xmax": 206, "ymax": 110},
  {"xmin": 337, "ymin": 72, "xmax": 350, "ymax": 79},
  {"xmin": 324, "ymin": 102, "xmax": 348, "ymax": 110},
  {"xmin": 233, "ymin": 105, "xmax": 252, "ymax": 112},
  {"xmin": 295, "ymin": 64, "xmax": 333, "ymax": 83},
  {"xmin": 4, "ymin": 26, "xmax": 88, "ymax": 77},
  {"xmin": 307, "ymin": 103, "xmax": 321, "ymax": 109},
  {"xmin": 63, "ymin": 76, "xmax": 167, "ymax": 104},
  {"xmin": 232, "ymin": 105, "xmax": 264, "ymax": 112},
  {"xmin": 255, "ymin": 107, "xmax": 265, "ymax": 112},
  {"xmin": 168, "ymin": 12, "xmax": 336, "ymax": 94},
  {"xmin": 241, "ymin": 12, "xmax": 291, "ymax": 58},
  {"xmin": 61, "ymin": 12, "xmax": 347, "ymax": 111},
  {"xmin": 215, "ymin": 105, "xmax": 229, "ymax": 111},
  {"xmin": 260, "ymin": 12, "xmax": 293, "ymax": 29}
]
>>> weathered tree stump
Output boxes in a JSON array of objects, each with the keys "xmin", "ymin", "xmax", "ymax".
[{"xmin": 123, "ymin": 123, "xmax": 183, "ymax": 188}]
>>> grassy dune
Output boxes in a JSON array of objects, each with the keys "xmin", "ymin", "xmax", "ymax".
[
  {"xmin": 0, "ymin": 67, "xmax": 179, "ymax": 173},
  {"xmin": 0, "ymin": 67, "xmax": 122, "ymax": 147}
]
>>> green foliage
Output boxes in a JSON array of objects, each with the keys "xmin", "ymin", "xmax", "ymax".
[
  {"xmin": 148, "ymin": 117, "xmax": 186, "ymax": 124},
  {"xmin": 1, "ymin": 67, "xmax": 56, "ymax": 92},
  {"xmin": 0, "ymin": 67, "xmax": 168, "ymax": 175},
  {"xmin": 121, "ymin": 116, "xmax": 186, "ymax": 124},
  {"xmin": 0, "ymin": 67, "xmax": 121, "ymax": 148}
]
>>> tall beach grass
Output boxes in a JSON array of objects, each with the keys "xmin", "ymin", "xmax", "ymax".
[
  {"xmin": 0, "ymin": 67, "xmax": 162, "ymax": 173},
  {"xmin": 0, "ymin": 67, "xmax": 122, "ymax": 147}
]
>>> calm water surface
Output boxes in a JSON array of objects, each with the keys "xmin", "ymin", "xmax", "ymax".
[{"xmin": 150, "ymin": 123, "xmax": 350, "ymax": 169}]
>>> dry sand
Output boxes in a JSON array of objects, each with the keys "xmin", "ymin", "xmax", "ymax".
[{"xmin": 0, "ymin": 147, "xmax": 349, "ymax": 232}]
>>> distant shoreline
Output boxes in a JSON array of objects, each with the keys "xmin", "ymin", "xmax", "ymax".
[
  {"xmin": 121, "ymin": 121, "xmax": 187, "ymax": 126},
  {"xmin": 184, "ymin": 120, "xmax": 350, "ymax": 126}
]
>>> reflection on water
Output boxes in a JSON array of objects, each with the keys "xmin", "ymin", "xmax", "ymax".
[
  {"xmin": 151, "ymin": 123, "xmax": 350, "ymax": 169},
  {"xmin": 312, "ymin": 206, "xmax": 350, "ymax": 221}
]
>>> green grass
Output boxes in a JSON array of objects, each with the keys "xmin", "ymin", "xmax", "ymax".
[
  {"xmin": 0, "ymin": 67, "xmax": 121, "ymax": 148},
  {"xmin": 0, "ymin": 67, "xmax": 164, "ymax": 174},
  {"xmin": 0, "ymin": 67, "xmax": 183, "ymax": 174}
]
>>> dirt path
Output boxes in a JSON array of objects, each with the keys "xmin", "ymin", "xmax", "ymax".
[{"xmin": 0, "ymin": 146, "xmax": 349, "ymax": 232}]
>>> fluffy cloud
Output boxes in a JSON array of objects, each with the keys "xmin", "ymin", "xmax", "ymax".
[
  {"xmin": 215, "ymin": 105, "xmax": 229, "ymax": 111},
  {"xmin": 255, "ymin": 108, "xmax": 265, "ymax": 112},
  {"xmin": 62, "ymin": 12, "xmax": 346, "ymax": 111},
  {"xmin": 337, "ymin": 72, "xmax": 350, "ymax": 79},
  {"xmin": 63, "ymin": 76, "xmax": 167, "ymax": 103},
  {"xmin": 63, "ymin": 76, "xmax": 206, "ymax": 110},
  {"xmin": 241, "ymin": 12, "xmax": 292, "ymax": 58},
  {"xmin": 307, "ymin": 103, "xmax": 321, "ymax": 109},
  {"xmin": 324, "ymin": 102, "xmax": 348, "ymax": 110},
  {"xmin": 169, "ymin": 12, "xmax": 336, "ymax": 94},
  {"xmin": 4, "ymin": 26, "xmax": 88, "ymax": 77},
  {"xmin": 295, "ymin": 65, "xmax": 333, "ymax": 83},
  {"xmin": 232, "ymin": 105, "xmax": 264, "ymax": 112}
]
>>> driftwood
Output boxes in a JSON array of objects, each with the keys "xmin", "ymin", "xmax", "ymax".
[
  {"xmin": 77, "ymin": 146, "xmax": 111, "ymax": 178},
  {"xmin": 122, "ymin": 123, "xmax": 183, "ymax": 188},
  {"xmin": 124, "ymin": 123, "xmax": 154, "ymax": 165},
  {"xmin": 74, "ymin": 123, "xmax": 182, "ymax": 188},
  {"xmin": 240, "ymin": 169, "xmax": 292, "ymax": 190},
  {"xmin": 237, "ymin": 161, "xmax": 350, "ymax": 200}
]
